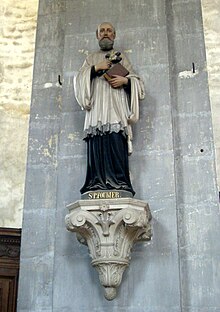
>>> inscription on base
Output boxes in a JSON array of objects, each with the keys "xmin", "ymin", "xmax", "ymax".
[
  {"xmin": 88, "ymin": 191, "xmax": 120, "ymax": 199},
  {"xmin": 81, "ymin": 190, "xmax": 133, "ymax": 200}
]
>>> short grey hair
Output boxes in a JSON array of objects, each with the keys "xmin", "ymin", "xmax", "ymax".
[{"xmin": 96, "ymin": 22, "xmax": 116, "ymax": 37}]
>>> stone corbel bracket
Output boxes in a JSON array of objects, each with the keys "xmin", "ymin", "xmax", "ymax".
[{"xmin": 65, "ymin": 198, "xmax": 152, "ymax": 300}]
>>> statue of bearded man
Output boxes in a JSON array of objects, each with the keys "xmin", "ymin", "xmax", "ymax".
[{"xmin": 74, "ymin": 22, "xmax": 145, "ymax": 197}]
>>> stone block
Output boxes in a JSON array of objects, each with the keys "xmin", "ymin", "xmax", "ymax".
[
  {"xmin": 133, "ymin": 113, "xmax": 173, "ymax": 154},
  {"xmin": 174, "ymin": 71, "xmax": 211, "ymax": 115},
  {"xmin": 31, "ymin": 86, "xmax": 62, "ymax": 118},
  {"xmin": 129, "ymin": 153, "xmax": 175, "ymax": 200},
  {"xmin": 27, "ymin": 118, "xmax": 60, "ymax": 166},
  {"xmin": 32, "ymin": 47, "xmax": 64, "ymax": 86},
  {"xmin": 178, "ymin": 201, "xmax": 220, "ymax": 256},
  {"xmin": 35, "ymin": 13, "xmax": 65, "ymax": 48},
  {"xmin": 171, "ymin": 0, "xmax": 204, "ymax": 35},
  {"xmin": 180, "ymin": 255, "xmax": 220, "ymax": 309},
  {"xmin": 174, "ymin": 156, "xmax": 217, "ymax": 204},
  {"xmin": 52, "ymin": 254, "xmax": 100, "ymax": 310},
  {"xmin": 138, "ymin": 65, "xmax": 170, "ymax": 115},
  {"xmin": 24, "ymin": 165, "xmax": 58, "ymax": 210},
  {"xmin": 61, "ymin": 77, "xmax": 80, "ymax": 113},
  {"xmin": 55, "ymin": 157, "xmax": 86, "ymax": 204},
  {"xmin": 17, "ymin": 256, "xmax": 54, "ymax": 311},
  {"xmin": 38, "ymin": 0, "xmax": 66, "ymax": 16},
  {"xmin": 173, "ymin": 113, "xmax": 214, "ymax": 157},
  {"xmin": 170, "ymin": 34, "xmax": 207, "ymax": 73},
  {"xmin": 20, "ymin": 208, "xmax": 56, "ymax": 258},
  {"xmin": 65, "ymin": 0, "xmax": 166, "ymax": 36},
  {"xmin": 58, "ymin": 111, "xmax": 85, "ymax": 157}
]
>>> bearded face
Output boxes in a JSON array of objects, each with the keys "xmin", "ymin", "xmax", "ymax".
[
  {"xmin": 96, "ymin": 23, "xmax": 116, "ymax": 51},
  {"xmin": 98, "ymin": 38, "xmax": 114, "ymax": 51}
]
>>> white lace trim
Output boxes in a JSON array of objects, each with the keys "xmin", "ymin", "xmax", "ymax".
[{"xmin": 83, "ymin": 121, "xmax": 128, "ymax": 138}]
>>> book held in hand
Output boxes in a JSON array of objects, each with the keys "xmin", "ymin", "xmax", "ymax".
[{"xmin": 103, "ymin": 63, "xmax": 129, "ymax": 81}]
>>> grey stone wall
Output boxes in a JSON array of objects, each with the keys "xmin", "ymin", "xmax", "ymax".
[{"xmin": 17, "ymin": 1, "xmax": 220, "ymax": 311}]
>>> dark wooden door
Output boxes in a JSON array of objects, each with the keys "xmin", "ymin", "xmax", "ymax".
[{"xmin": 0, "ymin": 228, "xmax": 21, "ymax": 312}]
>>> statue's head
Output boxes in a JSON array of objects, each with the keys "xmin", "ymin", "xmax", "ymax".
[{"xmin": 96, "ymin": 22, "xmax": 116, "ymax": 51}]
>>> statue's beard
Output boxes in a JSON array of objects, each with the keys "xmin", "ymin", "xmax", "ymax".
[{"xmin": 99, "ymin": 38, "xmax": 114, "ymax": 51}]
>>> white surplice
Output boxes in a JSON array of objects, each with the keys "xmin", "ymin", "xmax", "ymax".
[{"xmin": 74, "ymin": 49, "xmax": 145, "ymax": 154}]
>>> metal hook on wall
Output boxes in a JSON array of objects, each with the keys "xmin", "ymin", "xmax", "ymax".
[{"xmin": 58, "ymin": 75, "xmax": 63, "ymax": 86}]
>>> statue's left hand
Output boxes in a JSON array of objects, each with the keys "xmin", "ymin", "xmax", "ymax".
[{"xmin": 109, "ymin": 75, "xmax": 128, "ymax": 88}]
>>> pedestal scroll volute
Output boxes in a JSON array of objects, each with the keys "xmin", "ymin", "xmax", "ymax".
[{"xmin": 65, "ymin": 197, "xmax": 152, "ymax": 300}]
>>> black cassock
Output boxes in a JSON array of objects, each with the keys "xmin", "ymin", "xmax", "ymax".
[{"xmin": 80, "ymin": 131, "xmax": 135, "ymax": 195}]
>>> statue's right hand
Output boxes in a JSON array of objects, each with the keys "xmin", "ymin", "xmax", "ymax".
[{"xmin": 95, "ymin": 60, "xmax": 111, "ymax": 72}]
